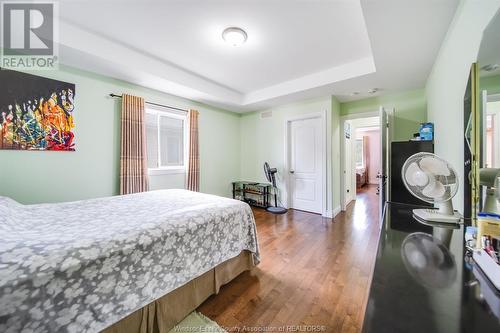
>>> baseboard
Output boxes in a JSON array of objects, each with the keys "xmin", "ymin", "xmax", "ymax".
[
  {"xmin": 324, "ymin": 206, "xmax": 342, "ymax": 219},
  {"xmin": 333, "ymin": 205, "xmax": 341, "ymax": 217}
]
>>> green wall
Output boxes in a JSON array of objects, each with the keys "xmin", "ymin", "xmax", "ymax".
[
  {"xmin": 238, "ymin": 92, "xmax": 422, "ymax": 214},
  {"xmin": 239, "ymin": 96, "xmax": 337, "ymax": 214},
  {"xmin": 425, "ymin": 0, "xmax": 500, "ymax": 213},
  {"xmin": 240, "ymin": 97, "xmax": 332, "ymax": 181},
  {"xmin": 481, "ymin": 74, "xmax": 500, "ymax": 95},
  {"xmin": 340, "ymin": 89, "xmax": 427, "ymax": 141},
  {"xmin": 1, "ymin": 64, "xmax": 426, "ymax": 208},
  {"xmin": 0, "ymin": 66, "xmax": 241, "ymax": 203}
]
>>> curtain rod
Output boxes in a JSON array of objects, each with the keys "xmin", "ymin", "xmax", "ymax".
[{"xmin": 109, "ymin": 94, "xmax": 188, "ymax": 113}]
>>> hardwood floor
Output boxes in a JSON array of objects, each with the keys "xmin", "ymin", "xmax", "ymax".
[{"xmin": 198, "ymin": 185, "xmax": 381, "ymax": 333}]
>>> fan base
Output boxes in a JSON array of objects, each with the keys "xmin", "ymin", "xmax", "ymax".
[
  {"xmin": 413, "ymin": 208, "xmax": 461, "ymax": 224},
  {"xmin": 266, "ymin": 206, "xmax": 288, "ymax": 214}
]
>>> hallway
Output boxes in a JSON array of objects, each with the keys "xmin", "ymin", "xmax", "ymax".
[
  {"xmin": 356, "ymin": 184, "xmax": 378, "ymax": 201},
  {"xmin": 199, "ymin": 187, "xmax": 381, "ymax": 332}
]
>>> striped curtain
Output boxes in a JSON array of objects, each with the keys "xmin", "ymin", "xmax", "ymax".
[
  {"xmin": 186, "ymin": 110, "xmax": 200, "ymax": 192},
  {"xmin": 120, "ymin": 94, "xmax": 149, "ymax": 195}
]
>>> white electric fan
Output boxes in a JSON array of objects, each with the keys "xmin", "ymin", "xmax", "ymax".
[{"xmin": 402, "ymin": 152, "xmax": 462, "ymax": 223}]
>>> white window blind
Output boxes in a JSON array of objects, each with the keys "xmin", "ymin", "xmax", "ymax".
[{"xmin": 145, "ymin": 108, "xmax": 187, "ymax": 173}]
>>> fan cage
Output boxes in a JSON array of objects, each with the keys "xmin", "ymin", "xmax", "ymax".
[{"xmin": 401, "ymin": 152, "xmax": 459, "ymax": 203}]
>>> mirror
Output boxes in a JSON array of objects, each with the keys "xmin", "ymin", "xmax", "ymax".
[
  {"xmin": 478, "ymin": 12, "xmax": 500, "ymax": 169},
  {"xmin": 464, "ymin": 12, "xmax": 500, "ymax": 220},
  {"xmin": 463, "ymin": 66, "xmax": 474, "ymax": 220}
]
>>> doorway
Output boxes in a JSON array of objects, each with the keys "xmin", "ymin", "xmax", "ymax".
[
  {"xmin": 285, "ymin": 113, "xmax": 325, "ymax": 214},
  {"xmin": 484, "ymin": 97, "xmax": 500, "ymax": 168},
  {"xmin": 341, "ymin": 113, "xmax": 381, "ymax": 210},
  {"xmin": 354, "ymin": 125, "xmax": 380, "ymax": 199}
]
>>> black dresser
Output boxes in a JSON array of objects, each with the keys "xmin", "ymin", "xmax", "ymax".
[
  {"xmin": 362, "ymin": 202, "xmax": 500, "ymax": 333},
  {"xmin": 390, "ymin": 141, "xmax": 434, "ymax": 206}
]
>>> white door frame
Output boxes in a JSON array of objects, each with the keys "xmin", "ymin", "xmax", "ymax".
[
  {"xmin": 340, "ymin": 111, "xmax": 379, "ymax": 211},
  {"xmin": 484, "ymin": 92, "xmax": 500, "ymax": 168},
  {"xmin": 284, "ymin": 111, "xmax": 328, "ymax": 216}
]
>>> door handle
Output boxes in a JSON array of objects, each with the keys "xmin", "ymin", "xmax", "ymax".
[{"xmin": 290, "ymin": 170, "xmax": 295, "ymax": 174}]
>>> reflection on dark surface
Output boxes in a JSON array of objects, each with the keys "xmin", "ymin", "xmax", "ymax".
[
  {"xmin": 362, "ymin": 202, "xmax": 500, "ymax": 333},
  {"xmin": 461, "ymin": 260, "xmax": 500, "ymax": 331},
  {"xmin": 389, "ymin": 203, "xmax": 432, "ymax": 233},
  {"xmin": 432, "ymin": 227, "xmax": 454, "ymax": 248},
  {"xmin": 471, "ymin": 264, "xmax": 500, "ymax": 319},
  {"xmin": 401, "ymin": 232, "xmax": 457, "ymax": 288},
  {"xmin": 412, "ymin": 213, "xmax": 459, "ymax": 247}
]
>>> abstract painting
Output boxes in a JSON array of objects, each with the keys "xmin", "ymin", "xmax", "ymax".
[{"xmin": 0, "ymin": 69, "xmax": 75, "ymax": 151}]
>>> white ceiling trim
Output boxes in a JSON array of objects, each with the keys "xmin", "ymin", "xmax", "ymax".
[
  {"xmin": 59, "ymin": 20, "xmax": 243, "ymax": 105},
  {"xmin": 52, "ymin": 0, "xmax": 458, "ymax": 113},
  {"xmin": 243, "ymin": 57, "xmax": 375, "ymax": 104},
  {"xmin": 58, "ymin": 17, "xmax": 375, "ymax": 112}
]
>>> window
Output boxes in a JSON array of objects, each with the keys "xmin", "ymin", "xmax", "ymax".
[
  {"xmin": 146, "ymin": 108, "xmax": 187, "ymax": 174},
  {"xmin": 355, "ymin": 138, "xmax": 364, "ymax": 168}
]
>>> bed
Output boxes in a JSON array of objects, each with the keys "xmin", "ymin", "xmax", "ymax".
[
  {"xmin": 0, "ymin": 189, "xmax": 260, "ymax": 333},
  {"xmin": 356, "ymin": 167, "xmax": 367, "ymax": 188}
]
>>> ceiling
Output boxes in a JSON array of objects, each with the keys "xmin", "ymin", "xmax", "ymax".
[{"xmin": 55, "ymin": 0, "xmax": 459, "ymax": 112}]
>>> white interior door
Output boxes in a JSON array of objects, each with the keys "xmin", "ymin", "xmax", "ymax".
[{"xmin": 289, "ymin": 117, "xmax": 323, "ymax": 214}]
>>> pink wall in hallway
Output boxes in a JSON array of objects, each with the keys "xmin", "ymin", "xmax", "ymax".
[{"xmin": 356, "ymin": 129, "xmax": 380, "ymax": 184}]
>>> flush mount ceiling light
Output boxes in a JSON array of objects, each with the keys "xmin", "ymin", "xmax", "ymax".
[
  {"xmin": 222, "ymin": 27, "xmax": 247, "ymax": 47},
  {"xmin": 481, "ymin": 64, "xmax": 500, "ymax": 72}
]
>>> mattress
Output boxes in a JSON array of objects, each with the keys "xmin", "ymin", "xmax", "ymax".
[{"xmin": 0, "ymin": 189, "xmax": 260, "ymax": 333}]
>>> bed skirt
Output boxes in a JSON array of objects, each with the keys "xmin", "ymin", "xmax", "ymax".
[{"xmin": 102, "ymin": 250, "xmax": 255, "ymax": 333}]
